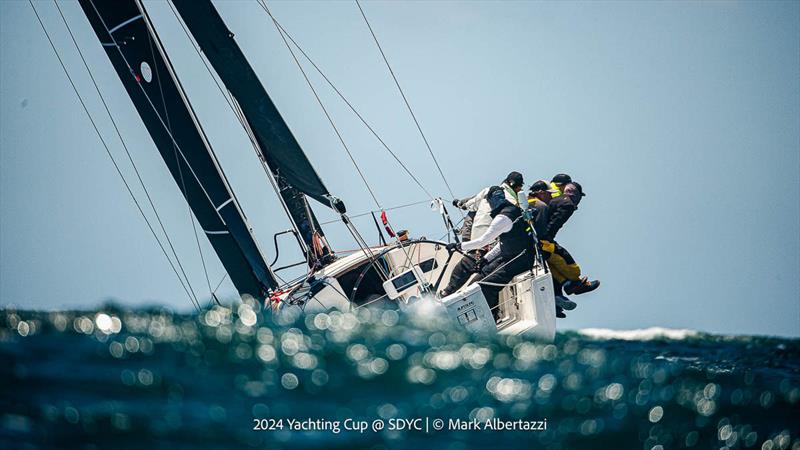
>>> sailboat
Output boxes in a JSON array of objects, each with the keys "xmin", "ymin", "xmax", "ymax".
[{"xmin": 60, "ymin": 0, "xmax": 556, "ymax": 341}]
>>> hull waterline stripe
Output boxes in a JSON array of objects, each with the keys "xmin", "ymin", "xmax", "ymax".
[{"xmin": 108, "ymin": 14, "xmax": 143, "ymax": 34}]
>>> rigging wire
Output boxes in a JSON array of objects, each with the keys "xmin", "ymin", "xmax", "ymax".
[
  {"xmin": 354, "ymin": 0, "xmax": 457, "ymax": 201},
  {"xmin": 213, "ymin": 273, "xmax": 228, "ymax": 296},
  {"xmin": 141, "ymin": 10, "xmax": 214, "ymax": 300},
  {"xmin": 256, "ymin": 4, "xmax": 464, "ymax": 256},
  {"xmin": 258, "ymin": 0, "xmax": 397, "ymax": 283},
  {"xmin": 318, "ymin": 199, "xmax": 429, "ymax": 226},
  {"xmin": 165, "ymin": 1, "xmax": 314, "ymax": 268},
  {"xmin": 260, "ymin": 2, "xmax": 463, "ymax": 252},
  {"xmin": 53, "ymin": 0, "xmax": 202, "ymax": 311},
  {"xmin": 257, "ymin": 0, "xmax": 382, "ymax": 210},
  {"xmin": 165, "ymin": 1, "xmax": 240, "ymax": 121},
  {"xmin": 171, "ymin": 0, "xmax": 382, "ymax": 274},
  {"xmin": 261, "ymin": 13, "xmax": 435, "ymax": 201},
  {"xmin": 30, "ymin": 0, "xmax": 200, "ymax": 311},
  {"xmin": 188, "ymin": 186, "xmax": 214, "ymax": 296},
  {"xmin": 231, "ymin": 94, "xmax": 314, "ymax": 262},
  {"xmin": 173, "ymin": 0, "xmax": 384, "ymax": 280},
  {"xmin": 85, "ymin": 0, "xmax": 285, "ymax": 301},
  {"xmin": 86, "ymin": 0, "xmax": 231, "ymax": 228},
  {"xmin": 259, "ymin": 0, "xmax": 445, "ymax": 284},
  {"xmin": 178, "ymin": 0, "xmax": 436, "ymax": 233}
]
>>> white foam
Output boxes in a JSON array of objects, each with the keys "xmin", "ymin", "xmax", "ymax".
[{"xmin": 577, "ymin": 327, "xmax": 700, "ymax": 341}]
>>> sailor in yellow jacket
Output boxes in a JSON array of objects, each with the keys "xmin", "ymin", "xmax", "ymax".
[
  {"xmin": 529, "ymin": 178, "xmax": 600, "ymax": 317},
  {"xmin": 549, "ymin": 173, "xmax": 572, "ymax": 198}
]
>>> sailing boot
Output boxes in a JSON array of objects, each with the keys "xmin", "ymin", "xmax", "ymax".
[
  {"xmin": 555, "ymin": 295, "xmax": 577, "ymax": 311},
  {"xmin": 563, "ymin": 277, "xmax": 600, "ymax": 295},
  {"xmin": 556, "ymin": 306, "xmax": 566, "ymax": 319}
]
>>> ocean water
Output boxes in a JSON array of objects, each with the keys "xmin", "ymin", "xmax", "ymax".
[{"xmin": 1, "ymin": 303, "xmax": 798, "ymax": 450}]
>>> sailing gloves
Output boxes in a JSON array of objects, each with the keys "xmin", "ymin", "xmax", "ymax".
[{"xmin": 445, "ymin": 242, "xmax": 462, "ymax": 252}]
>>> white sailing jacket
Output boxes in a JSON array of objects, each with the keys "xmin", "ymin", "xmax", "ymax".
[{"xmin": 461, "ymin": 182, "xmax": 519, "ymax": 241}]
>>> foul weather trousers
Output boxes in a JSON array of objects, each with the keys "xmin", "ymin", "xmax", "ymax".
[
  {"xmin": 476, "ymin": 250, "xmax": 534, "ymax": 321},
  {"xmin": 540, "ymin": 240, "xmax": 581, "ymax": 284},
  {"xmin": 460, "ymin": 211, "xmax": 476, "ymax": 241},
  {"xmin": 441, "ymin": 249, "xmax": 485, "ymax": 296}
]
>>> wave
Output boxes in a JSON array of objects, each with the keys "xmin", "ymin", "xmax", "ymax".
[{"xmin": 575, "ymin": 326, "xmax": 702, "ymax": 341}]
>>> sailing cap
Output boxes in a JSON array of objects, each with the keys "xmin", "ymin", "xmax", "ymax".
[
  {"xmin": 551, "ymin": 173, "xmax": 572, "ymax": 184},
  {"xmin": 504, "ymin": 171, "xmax": 524, "ymax": 189},
  {"xmin": 564, "ymin": 182, "xmax": 586, "ymax": 197},
  {"xmin": 529, "ymin": 180, "xmax": 556, "ymax": 193}
]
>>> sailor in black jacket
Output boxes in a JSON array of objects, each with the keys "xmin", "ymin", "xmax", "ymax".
[
  {"xmin": 536, "ymin": 182, "xmax": 600, "ymax": 305},
  {"xmin": 445, "ymin": 186, "xmax": 535, "ymax": 321},
  {"xmin": 441, "ymin": 173, "xmax": 525, "ymax": 297},
  {"xmin": 540, "ymin": 190, "xmax": 577, "ymax": 242},
  {"xmin": 526, "ymin": 180, "xmax": 553, "ymax": 237}
]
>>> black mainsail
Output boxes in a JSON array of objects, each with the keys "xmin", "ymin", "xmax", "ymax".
[
  {"xmin": 171, "ymin": 0, "xmax": 340, "ymax": 264},
  {"xmin": 77, "ymin": 0, "xmax": 278, "ymax": 299}
]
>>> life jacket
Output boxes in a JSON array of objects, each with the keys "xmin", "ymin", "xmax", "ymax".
[
  {"xmin": 466, "ymin": 183, "xmax": 519, "ymax": 240},
  {"xmin": 495, "ymin": 204, "xmax": 534, "ymax": 261},
  {"xmin": 503, "ymin": 184, "xmax": 519, "ymax": 205},
  {"xmin": 549, "ymin": 182, "xmax": 563, "ymax": 198},
  {"xmin": 541, "ymin": 194, "xmax": 576, "ymax": 242},
  {"xmin": 526, "ymin": 198, "xmax": 549, "ymax": 237}
]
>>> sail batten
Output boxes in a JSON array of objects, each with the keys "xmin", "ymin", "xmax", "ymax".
[{"xmin": 78, "ymin": 0, "xmax": 279, "ymax": 299}]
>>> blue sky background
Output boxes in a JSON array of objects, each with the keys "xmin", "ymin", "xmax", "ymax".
[{"xmin": 1, "ymin": 1, "xmax": 798, "ymax": 337}]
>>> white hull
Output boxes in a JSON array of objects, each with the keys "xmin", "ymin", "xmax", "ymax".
[
  {"xmin": 272, "ymin": 240, "xmax": 557, "ymax": 342},
  {"xmin": 440, "ymin": 265, "xmax": 556, "ymax": 341}
]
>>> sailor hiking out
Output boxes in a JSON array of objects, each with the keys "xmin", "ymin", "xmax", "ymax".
[
  {"xmin": 441, "ymin": 171, "xmax": 602, "ymax": 325},
  {"xmin": 64, "ymin": 0, "xmax": 564, "ymax": 340},
  {"xmin": 530, "ymin": 175, "xmax": 600, "ymax": 317},
  {"xmin": 442, "ymin": 172, "xmax": 525, "ymax": 298},
  {"xmin": 445, "ymin": 186, "xmax": 535, "ymax": 321},
  {"xmin": 453, "ymin": 171, "xmax": 524, "ymax": 240}
]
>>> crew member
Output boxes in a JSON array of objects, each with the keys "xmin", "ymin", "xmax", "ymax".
[
  {"xmin": 538, "ymin": 181, "xmax": 600, "ymax": 314},
  {"xmin": 549, "ymin": 173, "xmax": 572, "ymax": 198},
  {"xmin": 452, "ymin": 196, "xmax": 476, "ymax": 241},
  {"xmin": 442, "ymin": 172, "xmax": 525, "ymax": 297},
  {"xmin": 526, "ymin": 180, "xmax": 554, "ymax": 237},
  {"xmin": 526, "ymin": 181, "xmax": 577, "ymax": 317},
  {"xmin": 446, "ymin": 186, "xmax": 534, "ymax": 321},
  {"xmin": 453, "ymin": 171, "xmax": 524, "ymax": 240}
]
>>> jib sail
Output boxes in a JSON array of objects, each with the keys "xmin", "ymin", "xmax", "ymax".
[{"xmin": 171, "ymin": 0, "xmax": 340, "ymax": 263}]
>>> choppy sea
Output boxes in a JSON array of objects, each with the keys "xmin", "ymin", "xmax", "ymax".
[{"xmin": 1, "ymin": 302, "xmax": 798, "ymax": 450}]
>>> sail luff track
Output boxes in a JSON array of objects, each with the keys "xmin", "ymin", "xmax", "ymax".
[{"xmin": 77, "ymin": 0, "xmax": 279, "ymax": 299}]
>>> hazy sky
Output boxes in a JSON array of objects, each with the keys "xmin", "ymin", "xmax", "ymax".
[{"xmin": 1, "ymin": 1, "xmax": 798, "ymax": 337}]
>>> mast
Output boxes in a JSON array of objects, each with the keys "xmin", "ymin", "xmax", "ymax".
[
  {"xmin": 77, "ymin": 0, "xmax": 279, "ymax": 300},
  {"xmin": 171, "ymin": 0, "xmax": 343, "ymax": 266}
]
